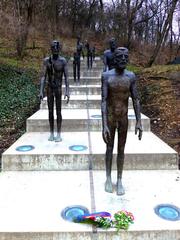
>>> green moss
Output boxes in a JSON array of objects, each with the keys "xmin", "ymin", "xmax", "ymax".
[
  {"xmin": 142, "ymin": 64, "xmax": 180, "ymax": 75},
  {"xmin": 127, "ymin": 64, "xmax": 142, "ymax": 74},
  {"xmin": 0, "ymin": 65, "xmax": 39, "ymax": 133}
]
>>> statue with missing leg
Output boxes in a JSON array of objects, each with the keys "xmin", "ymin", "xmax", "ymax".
[
  {"xmin": 101, "ymin": 47, "xmax": 143, "ymax": 195},
  {"xmin": 103, "ymin": 37, "xmax": 117, "ymax": 72},
  {"xmin": 39, "ymin": 40, "xmax": 70, "ymax": 142}
]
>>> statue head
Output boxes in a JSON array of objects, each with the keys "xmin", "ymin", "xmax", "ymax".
[
  {"xmin": 114, "ymin": 47, "xmax": 129, "ymax": 70},
  {"xmin": 51, "ymin": 40, "xmax": 60, "ymax": 55},
  {"xmin": 109, "ymin": 38, "xmax": 116, "ymax": 52}
]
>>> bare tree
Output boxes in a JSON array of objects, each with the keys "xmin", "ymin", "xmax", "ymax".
[
  {"xmin": 147, "ymin": 0, "xmax": 179, "ymax": 66},
  {"xmin": 13, "ymin": 0, "xmax": 35, "ymax": 58}
]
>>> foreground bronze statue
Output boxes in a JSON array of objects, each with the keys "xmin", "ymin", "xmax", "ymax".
[
  {"xmin": 101, "ymin": 47, "xmax": 143, "ymax": 195},
  {"xmin": 103, "ymin": 37, "xmax": 117, "ymax": 72},
  {"xmin": 39, "ymin": 40, "xmax": 69, "ymax": 142}
]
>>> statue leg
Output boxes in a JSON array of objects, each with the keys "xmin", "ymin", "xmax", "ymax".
[
  {"xmin": 105, "ymin": 125, "xmax": 116, "ymax": 193},
  {"xmin": 73, "ymin": 63, "xmax": 76, "ymax": 82},
  {"xmin": 77, "ymin": 59, "xmax": 80, "ymax": 83},
  {"xmin": 116, "ymin": 118, "xmax": 128, "ymax": 195},
  {"xmin": 87, "ymin": 55, "xmax": 90, "ymax": 69},
  {"xmin": 90, "ymin": 55, "xmax": 93, "ymax": 69},
  {"xmin": 54, "ymin": 87, "xmax": 62, "ymax": 142},
  {"xmin": 47, "ymin": 87, "xmax": 55, "ymax": 141}
]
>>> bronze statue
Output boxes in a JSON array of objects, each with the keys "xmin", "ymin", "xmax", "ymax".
[
  {"xmin": 39, "ymin": 40, "xmax": 69, "ymax": 142},
  {"xmin": 73, "ymin": 36, "xmax": 84, "ymax": 83},
  {"xmin": 73, "ymin": 51, "xmax": 80, "ymax": 83},
  {"xmin": 103, "ymin": 37, "xmax": 117, "ymax": 72},
  {"xmin": 101, "ymin": 47, "xmax": 143, "ymax": 195},
  {"xmin": 85, "ymin": 40, "xmax": 94, "ymax": 69},
  {"xmin": 92, "ymin": 46, "xmax": 96, "ymax": 61}
]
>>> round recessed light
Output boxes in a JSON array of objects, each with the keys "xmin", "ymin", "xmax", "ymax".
[
  {"xmin": 128, "ymin": 114, "xmax": 135, "ymax": 119},
  {"xmin": 154, "ymin": 204, "xmax": 180, "ymax": 221},
  {"xmin": 91, "ymin": 114, "xmax": 102, "ymax": 119},
  {"xmin": 61, "ymin": 205, "xmax": 89, "ymax": 222},
  {"xmin": 16, "ymin": 145, "xmax": 35, "ymax": 152},
  {"xmin": 69, "ymin": 145, "xmax": 88, "ymax": 152}
]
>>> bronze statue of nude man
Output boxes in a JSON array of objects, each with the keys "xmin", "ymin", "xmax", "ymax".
[
  {"xmin": 39, "ymin": 40, "xmax": 69, "ymax": 142},
  {"xmin": 101, "ymin": 47, "xmax": 143, "ymax": 195}
]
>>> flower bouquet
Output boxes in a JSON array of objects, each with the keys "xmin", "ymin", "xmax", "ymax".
[{"xmin": 74, "ymin": 210, "xmax": 134, "ymax": 232}]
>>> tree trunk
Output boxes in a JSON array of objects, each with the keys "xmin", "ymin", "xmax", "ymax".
[{"xmin": 147, "ymin": 0, "xmax": 178, "ymax": 67}]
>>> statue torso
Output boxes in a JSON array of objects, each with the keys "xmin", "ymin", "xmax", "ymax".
[
  {"xmin": 77, "ymin": 43, "xmax": 83, "ymax": 57},
  {"xmin": 104, "ymin": 49, "xmax": 115, "ymax": 70},
  {"xmin": 44, "ymin": 56, "xmax": 67, "ymax": 88},
  {"xmin": 104, "ymin": 69, "xmax": 135, "ymax": 119}
]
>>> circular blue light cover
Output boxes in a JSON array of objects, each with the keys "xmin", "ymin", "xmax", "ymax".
[
  {"xmin": 154, "ymin": 204, "xmax": 180, "ymax": 221},
  {"xmin": 91, "ymin": 114, "xmax": 102, "ymax": 119},
  {"xmin": 69, "ymin": 145, "xmax": 88, "ymax": 152},
  {"xmin": 61, "ymin": 205, "xmax": 89, "ymax": 222},
  {"xmin": 128, "ymin": 114, "xmax": 135, "ymax": 119},
  {"xmin": 16, "ymin": 145, "xmax": 35, "ymax": 152}
]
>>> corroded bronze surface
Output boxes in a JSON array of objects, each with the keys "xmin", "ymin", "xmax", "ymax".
[{"xmin": 101, "ymin": 47, "xmax": 143, "ymax": 195}]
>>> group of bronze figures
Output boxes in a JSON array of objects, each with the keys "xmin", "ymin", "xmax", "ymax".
[
  {"xmin": 73, "ymin": 36, "xmax": 95, "ymax": 82},
  {"xmin": 39, "ymin": 38, "xmax": 143, "ymax": 195}
]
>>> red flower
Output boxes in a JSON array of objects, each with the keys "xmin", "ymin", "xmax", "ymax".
[{"xmin": 88, "ymin": 216, "xmax": 95, "ymax": 221}]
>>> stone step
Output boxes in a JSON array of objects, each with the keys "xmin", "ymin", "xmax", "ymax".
[
  {"xmin": 68, "ymin": 59, "xmax": 103, "ymax": 67},
  {"xmin": 26, "ymin": 109, "xmax": 150, "ymax": 132},
  {"xmin": 40, "ymin": 95, "xmax": 133, "ymax": 109},
  {"xmin": 40, "ymin": 95, "xmax": 100, "ymax": 109},
  {"xmin": 68, "ymin": 76, "xmax": 101, "ymax": 85},
  {"xmin": 62, "ymin": 84, "xmax": 101, "ymax": 95},
  {"xmin": 69, "ymin": 56, "xmax": 102, "ymax": 62},
  {"xmin": 68, "ymin": 66, "xmax": 103, "ymax": 72},
  {"xmin": 2, "ymin": 132, "xmax": 178, "ymax": 171},
  {"xmin": 68, "ymin": 70, "xmax": 102, "ymax": 78},
  {"xmin": 0, "ymin": 170, "xmax": 179, "ymax": 239}
]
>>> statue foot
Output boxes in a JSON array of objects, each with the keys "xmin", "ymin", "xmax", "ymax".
[
  {"xmin": 48, "ymin": 133, "xmax": 54, "ymax": 141},
  {"xmin": 55, "ymin": 134, "xmax": 62, "ymax": 142},
  {"xmin": 105, "ymin": 177, "xmax": 113, "ymax": 193},
  {"xmin": 117, "ymin": 179, "xmax": 125, "ymax": 196}
]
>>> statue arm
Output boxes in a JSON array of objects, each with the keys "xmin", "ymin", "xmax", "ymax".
[
  {"xmin": 101, "ymin": 74, "xmax": 110, "ymax": 143},
  {"xmin": 103, "ymin": 52, "xmax": 108, "ymax": 72},
  {"xmin": 39, "ymin": 60, "xmax": 47, "ymax": 100},
  {"xmin": 63, "ymin": 60, "xmax": 70, "ymax": 103},
  {"xmin": 130, "ymin": 75, "xmax": 143, "ymax": 140}
]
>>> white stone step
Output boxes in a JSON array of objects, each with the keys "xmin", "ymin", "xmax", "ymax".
[
  {"xmin": 68, "ymin": 59, "xmax": 103, "ymax": 68},
  {"xmin": 2, "ymin": 132, "xmax": 178, "ymax": 171},
  {"xmin": 62, "ymin": 84, "xmax": 101, "ymax": 95},
  {"xmin": 0, "ymin": 170, "xmax": 179, "ymax": 239},
  {"xmin": 40, "ymin": 95, "xmax": 133, "ymax": 109},
  {"xmin": 26, "ymin": 109, "xmax": 150, "ymax": 132},
  {"xmin": 68, "ymin": 76, "xmax": 101, "ymax": 84},
  {"xmin": 40, "ymin": 95, "xmax": 101, "ymax": 109},
  {"xmin": 68, "ymin": 70, "xmax": 102, "ymax": 78}
]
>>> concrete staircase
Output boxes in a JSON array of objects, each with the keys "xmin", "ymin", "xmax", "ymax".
[{"xmin": 1, "ymin": 59, "xmax": 180, "ymax": 240}]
